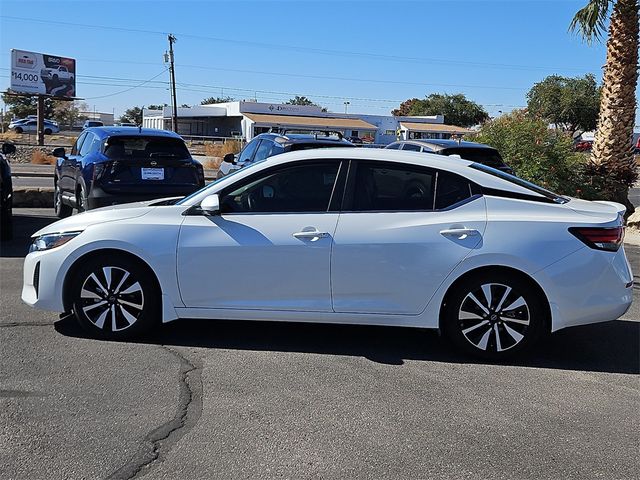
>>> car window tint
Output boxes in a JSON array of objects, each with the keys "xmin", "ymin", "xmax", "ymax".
[
  {"xmin": 103, "ymin": 136, "xmax": 189, "ymax": 159},
  {"xmin": 352, "ymin": 162, "xmax": 435, "ymax": 211},
  {"xmin": 386, "ymin": 143, "xmax": 401, "ymax": 150},
  {"xmin": 252, "ymin": 140, "xmax": 273, "ymax": 163},
  {"xmin": 402, "ymin": 143, "xmax": 421, "ymax": 152},
  {"xmin": 221, "ymin": 162, "xmax": 340, "ymax": 214},
  {"xmin": 79, "ymin": 133, "xmax": 95, "ymax": 156},
  {"xmin": 237, "ymin": 139, "xmax": 259, "ymax": 163},
  {"xmin": 71, "ymin": 132, "xmax": 87, "ymax": 155},
  {"xmin": 434, "ymin": 171, "xmax": 472, "ymax": 209},
  {"xmin": 443, "ymin": 148, "xmax": 506, "ymax": 169}
]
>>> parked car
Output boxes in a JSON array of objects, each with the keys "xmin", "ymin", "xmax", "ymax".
[
  {"xmin": 40, "ymin": 65, "xmax": 75, "ymax": 83},
  {"xmin": 9, "ymin": 119, "xmax": 59, "ymax": 135},
  {"xmin": 217, "ymin": 132, "xmax": 355, "ymax": 179},
  {"xmin": 0, "ymin": 142, "xmax": 16, "ymax": 241},
  {"xmin": 23, "ymin": 148, "xmax": 631, "ymax": 360},
  {"xmin": 51, "ymin": 127, "xmax": 204, "ymax": 217},
  {"xmin": 574, "ymin": 139, "xmax": 593, "ymax": 152},
  {"xmin": 385, "ymin": 139, "xmax": 513, "ymax": 174},
  {"xmin": 114, "ymin": 123, "xmax": 137, "ymax": 127},
  {"xmin": 83, "ymin": 120, "xmax": 104, "ymax": 129}
]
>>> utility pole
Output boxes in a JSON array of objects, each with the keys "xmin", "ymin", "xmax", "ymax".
[
  {"xmin": 167, "ymin": 34, "xmax": 178, "ymax": 133},
  {"xmin": 36, "ymin": 95, "xmax": 45, "ymax": 146}
]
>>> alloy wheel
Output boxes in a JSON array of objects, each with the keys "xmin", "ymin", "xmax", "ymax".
[
  {"xmin": 457, "ymin": 282, "xmax": 530, "ymax": 353},
  {"xmin": 78, "ymin": 266, "xmax": 144, "ymax": 332}
]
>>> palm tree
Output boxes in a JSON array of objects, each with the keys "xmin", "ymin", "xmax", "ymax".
[{"xmin": 570, "ymin": 0, "xmax": 639, "ymax": 212}]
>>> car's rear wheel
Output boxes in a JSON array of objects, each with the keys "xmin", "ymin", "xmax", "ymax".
[
  {"xmin": 44, "ymin": 128, "xmax": 52, "ymax": 135},
  {"xmin": 71, "ymin": 255, "xmax": 159, "ymax": 340},
  {"xmin": 442, "ymin": 272, "xmax": 546, "ymax": 360},
  {"xmin": 54, "ymin": 182, "xmax": 72, "ymax": 218},
  {"xmin": 76, "ymin": 183, "xmax": 88, "ymax": 212},
  {"xmin": 14, "ymin": 127, "xmax": 23, "ymax": 134}
]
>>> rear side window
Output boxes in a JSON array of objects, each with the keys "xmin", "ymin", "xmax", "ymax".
[
  {"xmin": 402, "ymin": 143, "xmax": 421, "ymax": 152},
  {"xmin": 435, "ymin": 171, "xmax": 472, "ymax": 209},
  {"xmin": 443, "ymin": 148, "xmax": 506, "ymax": 169},
  {"xmin": 103, "ymin": 136, "xmax": 189, "ymax": 160},
  {"xmin": 385, "ymin": 143, "xmax": 401, "ymax": 150},
  {"xmin": 351, "ymin": 162, "xmax": 435, "ymax": 211}
]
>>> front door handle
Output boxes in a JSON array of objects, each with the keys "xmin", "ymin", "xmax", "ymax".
[
  {"xmin": 293, "ymin": 230, "xmax": 329, "ymax": 241},
  {"xmin": 440, "ymin": 228, "xmax": 479, "ymax": 239}
]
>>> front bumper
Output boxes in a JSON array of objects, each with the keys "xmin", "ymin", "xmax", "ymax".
[{"xmin": 22, "ymin": 248, "xmax": 67, "ymax": 312}]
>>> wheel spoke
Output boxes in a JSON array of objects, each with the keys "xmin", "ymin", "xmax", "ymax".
[
  {"xmin": 503, "ymin": 296, "xmax": 526, "ymax": 313},
  {"xmin": 462, "ymin": 319, "xmax": 490, "ymax": 335},
  {"xmin": 494, "ymin": 324, "xmax": 503, "ymax": 352},
  {"xmin": 460, "ymin": 310, "xmax": 484, "ymax": 321},
  {"xmin": 503, "ymin": 323, "xmax": 525, "ymax": 343},
  {"xmin": 120, "ymin": 281, "xmax": 142, "ymax": 295},
  {"xmin": 477, "ymin": 328, "xmax": 492, "ymax": 350},
  {"xmin": 89, "ymin": 273, "xmax": 108, "ymax": 295},
  {"xmin": 94, "ymin": 307, "xmax": 109, "ymax": 329},
  {"xmin": 83, "ymin": 300, "xmax": 108, "ymax": 313},
  {"xmin": 481, "ymin": 284, "xmax": 493, "ymax": 309},
  {"xmin": 495, "ymin": 286, "xmax": 512, "ymax": 312},
  {"xmin": 80, "ymin": 288, "xmax": 102, "ymax": 300},
  {"xmin": 113, "ymin": 271, "xmax": 130, "ymax": 294},
  {"xmin": 503, "ymin": 317, "xmax": 529, "ymax": 326},
  {"xmin": 103, "ymin": 267, "xmax": 113, "ymax": 290},
  {"xmin": 111, "ymin": 305, "xmax": 117, "ymax": 331},
  {"xmin": 468, "ymin": 293, "xmax": 490, "ymax": 315},
  {"xmin": 119, "ymin": 298, "xmax": 143, "ymax": 310},
  {"xmin": 118, "ymin": 304, "xmax": 137, "ymax": 326}
]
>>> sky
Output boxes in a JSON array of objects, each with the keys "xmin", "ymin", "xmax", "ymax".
[{"xmin": 0, "ymin": 0, "xmax": 638, "ymax": 124}]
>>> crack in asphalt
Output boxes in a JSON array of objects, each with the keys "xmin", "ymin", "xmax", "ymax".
[{"xmin": 106, "ymin": 346, "xmax": 203, "ymax": 480}]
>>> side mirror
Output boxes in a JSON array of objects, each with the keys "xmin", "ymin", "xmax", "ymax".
[
  {"xmin": 2, "ymin": 143, "xmax": 16, "ymax": 155},
  {"xmin": 200, "ymin": 194, "xmax": 220, "ymax": 215},
  {"xmin": 52, "ymin": 147, "xmax": 66, "ymax": 158},
  {"xmin": 223, "ymin": 153, "xmax": 236, "ymax": 164}
]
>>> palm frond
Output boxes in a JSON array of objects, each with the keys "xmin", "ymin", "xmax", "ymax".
[{"xmin": 569, "ymin": 0, "xmax": 613, "ymax": 44}]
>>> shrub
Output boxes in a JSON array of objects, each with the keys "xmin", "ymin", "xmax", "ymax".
[
  {"xmin": 31, "ymin": 150, "xmax": 57, "ymax": 165},
  {"xmin": 204, "ymin": 139, "xmax": 242, "ymax": 158}
]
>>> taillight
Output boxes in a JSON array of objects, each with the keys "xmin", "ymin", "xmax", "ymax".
[{"xmin": 569, "ymin": 226, "xmax": 624, "ymax": 252}]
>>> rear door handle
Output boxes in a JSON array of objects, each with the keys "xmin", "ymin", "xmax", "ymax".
[
  {"xmin": 440, "ymin": 228, "xmax": 479, "ymax": 239},
  {"xmin": 293, "ymin": 230, "xmax": 329, "ymax": 241}
]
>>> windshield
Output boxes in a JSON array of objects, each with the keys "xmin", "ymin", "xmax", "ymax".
[{"xmin": 470, "ymin": 163, "xmax": 569, "ymax": 204}]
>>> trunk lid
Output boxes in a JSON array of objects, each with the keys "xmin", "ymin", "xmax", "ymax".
[{"xmin": 567, "ymin": 197, "xmax": 626, "ymax": 222}]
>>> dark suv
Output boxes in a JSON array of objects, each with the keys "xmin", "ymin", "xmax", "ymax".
[
  {"xmin": 53, "ymin": 127, "xmax": 204, "ymax": 217},
  {"xmin": 217, "ymin": 132, "xmax": 355, "ymax": 179},
  {"xmin": 385, "ymin": 139, "xmax": 513, "ymax": 174}
]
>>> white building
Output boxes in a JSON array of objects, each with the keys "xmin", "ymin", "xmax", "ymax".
[{"xmin": 142, "ymin": 101, "xmax": 471, "ymax": 144}]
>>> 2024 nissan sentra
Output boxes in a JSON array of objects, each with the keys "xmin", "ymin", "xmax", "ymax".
[{"xmin": 22, "ymin": 148, "xmax": 632, "ymax": 359}]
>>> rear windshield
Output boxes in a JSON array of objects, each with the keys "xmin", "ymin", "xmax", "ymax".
[
  {"xmin": 470, "ymin": 163, "xmax": 569, "ymax": 204},
  {"xmin": 442, "ymin": 147, "xmax": 505, "ymax": 169},
  {"xmin": 103, "ymin": 136, "xmax": 190, "ymax": 160}
]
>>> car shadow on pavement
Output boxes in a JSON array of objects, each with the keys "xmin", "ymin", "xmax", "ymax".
[
  {"xmin": 54, "ymin": 315, "xmax": 639, "ymax": 375},
  {"xmin": 0, "ymin": 212, "xmax": 54, "ymax": 258}
]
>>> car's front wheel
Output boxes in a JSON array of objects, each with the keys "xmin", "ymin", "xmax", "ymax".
[
  {"xmin": 71, "ymin": 255, "xmax": 160, "ymax": 340},
  {"xmin": 442, "ymin": 272, "xmax": 546, "ymax": 360},
  {"xmin": 54, "ymin": 182, "xmax": 72, "ymax": 218}
]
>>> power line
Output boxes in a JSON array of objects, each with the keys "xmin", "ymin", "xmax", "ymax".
[
  {"xmin": 0, "ymin": 15, "xmax": 595, "ymax": 73},
  {"xmin": 82, "ymin": 69, "xmax": 169, "ymax": 99}
]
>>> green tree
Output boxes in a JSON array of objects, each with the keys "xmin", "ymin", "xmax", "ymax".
[
  {"xmin": 391, "ymin": 98, "xmax": 420, "ymax": 116},
  {"xmin": 147, "ymin": 104, "xmax": 167, "ymax": 110},
  {"xmin": 120, "ymin": 106, "xmax": 142, "ymax": 125},
  {"xmin": 201, "ymin": 96, "xmax": 234, "ymax": 105},
  {"xmin": 284, "ymin": 96, "xmax": 327, "ymax": 112},
  {"xmin": 473, "ymin": 110, "xmax": 590, "ymax": 197},
  {"xmin": 53, "ymin": 101, "xmax": 88, "ymax": 130},
  {"xmin": 526, "ymin": 74, "xmax": 600, "ymax": 136},
  {"xmin": 2, "ymin": 93, "xmax": 56, "ymax": 119},
  {"xmin": 570, "ymin": 0, "xmax": 639, "ymax": 212},
  {"xmin": 392, "ymin": 93, "xmax": 489, "ymax": 127}
]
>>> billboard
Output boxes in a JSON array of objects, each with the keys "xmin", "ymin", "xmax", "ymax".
[{"xmin": 10, "ymin": 49, "xmax": 76, "ymax": 98}]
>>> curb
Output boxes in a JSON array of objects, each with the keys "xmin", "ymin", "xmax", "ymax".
[{"xmin": 13, "ymin": 187, "xmax": 54, "ymax": 208}]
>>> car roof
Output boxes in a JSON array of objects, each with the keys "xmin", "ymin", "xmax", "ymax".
[
  {"xmin": 85, "ymin": 127, "xmax": 184, "ymax": 140},
  {"xmin": 200, "ymin": 148, "xmax": 545, "ymax": 200},
  {"xmin": 392, "ymin": 139, "xmax": 497, "ymax": 150},
  {"xmin": 254, "ymin": 132, "xmax": 354, "ymax": 146}
]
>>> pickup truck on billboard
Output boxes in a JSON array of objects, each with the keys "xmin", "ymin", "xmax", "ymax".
[{"xmin": 11, "ymin": 49, "xmax": 76, "ymax": 98}]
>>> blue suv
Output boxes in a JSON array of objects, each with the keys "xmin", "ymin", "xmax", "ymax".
[{"xmin": 53, "ymin": 127, "xmax": 205, "ymax": 217}]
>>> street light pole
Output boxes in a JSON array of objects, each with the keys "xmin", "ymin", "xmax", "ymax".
[
  {"xmin": 344, "ymin": 101, "xmax": 350, "ymax": 114},
  {"xmin": 168, "ymin": 34, "xmax": 178, "ymax": 133}
]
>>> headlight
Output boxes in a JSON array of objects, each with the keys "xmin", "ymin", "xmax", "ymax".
[{"xmin": 29, "ymin": 231, "xmax": 82, "ymax": 253}]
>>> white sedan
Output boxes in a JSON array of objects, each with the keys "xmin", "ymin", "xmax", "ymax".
[{"xmin": 22, "ymin": 148, "xmax": 632, "ymax": 359}]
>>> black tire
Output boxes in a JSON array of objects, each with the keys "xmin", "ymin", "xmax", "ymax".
[
  {"xmin": 54, "ymin": 182, "xmax": 72, "ymax": 218},
  {"xmin": 44, "ymin": 128, "xmax": 52, "ymax": 135},
  {"xmin": 76, "ymin": 183, "xmax": 88, "ymax": 212},
  {"xmin": 14, "ymin": 127, "xmax": 23, "ymax": 134},
  {"xmin": 52, "ymin": 74, "xmax": 58, "ymax": 81},
  {"xmin": 442, "ymin": 272, "xmax": 547, "ymax": 360},
  {"xmin": 70, "ymin": 255, "xmax": 160, "ymax": 340}
]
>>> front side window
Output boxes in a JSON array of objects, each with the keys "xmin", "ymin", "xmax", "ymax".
[
  {"xmin": 79, "ymin": 133, "xmax": 95, "ymax": 156},
  {"xmin": 71, "ymin": 132, "xmax": 87, "ymax": 155},
  {"xmin": 386, "ymin": 143, "xmax": 401, "ymax": 150},
  {"xmin": 402, "ymin": 143, "xmax": 421, "ymax": 152},
  {"xmin": 351, "ymin": 162, "xmax": 436, "ymax": 211},
  {"xmin": 221, "ymin": 162, "xmax": 340, "ymax": 214},
  {"xmin": 252, "ymin": 140, "xmax": 274, "ymax": 163},
  {"xmin": 237, "ymin": 138, "xmax": 260, "ymax": 164}
]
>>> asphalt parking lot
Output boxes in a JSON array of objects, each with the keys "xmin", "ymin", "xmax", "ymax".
[{"xmin": 1, "ymin": 209, "xmax": 638, "ymax": 480}]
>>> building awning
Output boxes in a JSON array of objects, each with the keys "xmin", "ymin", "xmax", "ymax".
[
  {"xmin": 400, "ymin": 122, "xmax": 471, "ymax": 134},
  {"xmin": 244, "ymin": 113, "xmax": 377, "ymax": 131}
]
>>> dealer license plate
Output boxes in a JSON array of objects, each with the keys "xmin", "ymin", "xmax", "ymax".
[{"xmin": 141, "ymin": 167, "xmax": 164, "ymax": 180}]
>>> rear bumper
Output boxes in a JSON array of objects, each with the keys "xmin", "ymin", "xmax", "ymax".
[{"xmin": 533, "ymin": 245, "xmax": 633, "ymax": 332}]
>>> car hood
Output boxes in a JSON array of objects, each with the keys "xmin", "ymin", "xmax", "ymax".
[{"xmin": 32, "ymin": 201, "xmax": 160, "ymax": 237}]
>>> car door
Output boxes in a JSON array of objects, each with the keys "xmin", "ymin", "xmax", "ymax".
[
  {"xmin": 177, "ymin": 160, "xmax": 345, "ymax": 311},
  {"xmin": 58, "ymin": 132, "xmax": 87, "ymax": 194},
  {"xmin": 331, "ymin": 160, "xmax": 486, "ymax": 315}
]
